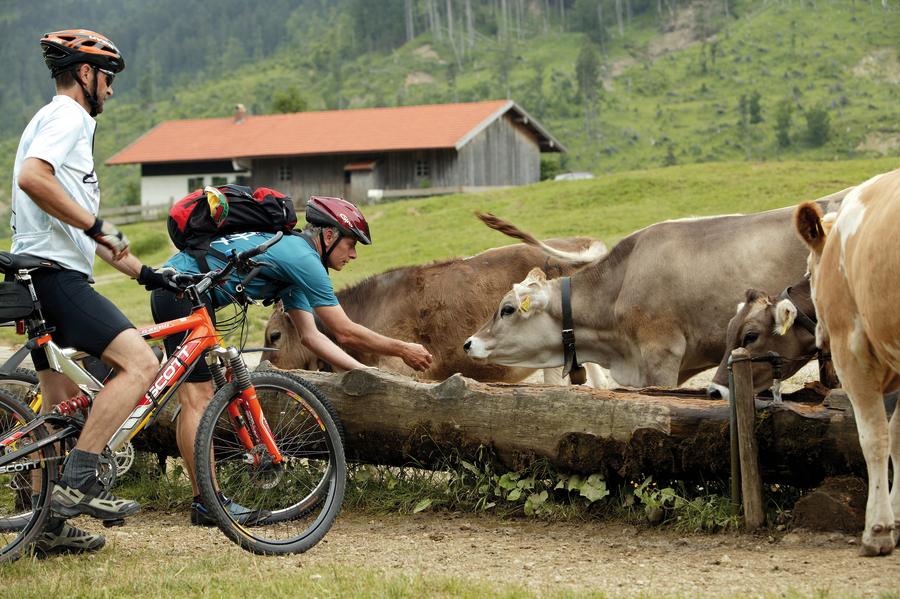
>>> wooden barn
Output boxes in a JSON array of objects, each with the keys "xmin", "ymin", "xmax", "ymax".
[{"xmin": 106, "ymin": 100, "xmax": 565, "ymax": 208}]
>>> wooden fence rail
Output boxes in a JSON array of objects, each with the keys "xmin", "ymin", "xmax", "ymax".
[{"xmin": 99, "ymin": 201, "xmax": 173, "ymax": 225}]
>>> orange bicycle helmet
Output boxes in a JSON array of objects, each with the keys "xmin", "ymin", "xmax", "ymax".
[{"xmin": 40, "ymin": 29, "xmax": 125, "ymax": 77}]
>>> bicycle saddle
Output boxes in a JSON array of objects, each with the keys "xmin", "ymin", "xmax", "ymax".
[{"xmin": 0, "ymin": 252, "xmax": 60, "ymax": 274}]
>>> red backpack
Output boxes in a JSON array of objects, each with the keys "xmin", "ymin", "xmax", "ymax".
[{"xmin": 167, "ymin": 184, "xmax": 298, "ymax": 253}]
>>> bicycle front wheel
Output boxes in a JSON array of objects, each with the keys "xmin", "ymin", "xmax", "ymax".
[
  {"xmin": 0, "ymin": 390, "xmax": 55, "ymax": 563},
  {"xmin": 194, "ymin": 371, "xmax": 346, "ymax": 555}
]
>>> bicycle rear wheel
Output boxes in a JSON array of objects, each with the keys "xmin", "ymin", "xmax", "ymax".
[
  {"xmin": 0, "ymin": 368, "xmax": 40, "ymax": 411},
  {"xmin": 0, "ymin": 390, "xmax": 55, "ymax": 563},
  {"xmin": 194, "ymin": 371, "xmax": 345, "ymax": 555}
]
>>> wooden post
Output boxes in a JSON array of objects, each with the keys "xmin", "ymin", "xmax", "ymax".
[{"xmin": 730, "ymin": 348, "xmax": 765, "ymax": 530}]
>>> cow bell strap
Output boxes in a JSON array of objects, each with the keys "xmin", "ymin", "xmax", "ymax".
[
  {"xmin": 561, "ymin": 276, "xmax": 586, "ymax": 385},
  {"xmin": 778, "ymin": 286, "xmax": 817, "ymax": 336}
]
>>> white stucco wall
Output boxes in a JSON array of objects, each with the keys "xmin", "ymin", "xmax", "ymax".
[{"xmin": 140, "ymin": 172, "xmax": 247, "ymax": 207}]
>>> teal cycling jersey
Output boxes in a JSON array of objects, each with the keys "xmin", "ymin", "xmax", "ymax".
[{"xmin": 164, "ymin": 232, "xmax": 339, "ymax": 312}]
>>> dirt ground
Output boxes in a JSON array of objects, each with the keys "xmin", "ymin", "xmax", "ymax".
[{"xmin": 100, "ymin": 509, "xmax": 900, "ymax": 597}]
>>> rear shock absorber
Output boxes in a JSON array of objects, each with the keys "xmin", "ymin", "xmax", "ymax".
[{"xmin": 53, "ymin": 394, "xmax": 92, "ymax": 416}]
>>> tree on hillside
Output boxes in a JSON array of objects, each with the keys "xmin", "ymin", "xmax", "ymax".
[
  {"xmin": 271, "ymin": 87, "xmax": 308, "ymax": 114},
  {"xmin": 349, "ymin": 0, "xmax": 406, "ymax": 52},
  {"xmin": 576, "ymin": 40, "xmax": 602, "ymax": 145},
  {"xmin": 774, "ymin": 98, "xmax": 793, "ymax": 148},
  {"xmin": 492, "ymin": 41, "xmax": 517, "ymax": 98},
  {"xmin": 749, "ymin": 91, "xmax": 762, "ymax": 124},
  {"xmin": 405, "ymin": 0, "xmax": 416, "ymax": 42},
  {"xmin": 572, "ymin": 0, "xmax": 611, "ymax": 48},
  {"xmin": 804, "ymin": 106, "xmax": 831, "ymax": 147},
  {"xmin": 524, "ymin": 61, "xmax": 546, "ymax": 117}
]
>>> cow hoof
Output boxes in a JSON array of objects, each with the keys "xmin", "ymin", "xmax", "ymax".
[{"xmin": 860, "ymin": 527, "xmax": 895, "ymax": 557}]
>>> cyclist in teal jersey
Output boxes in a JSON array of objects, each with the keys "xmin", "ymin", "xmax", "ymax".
[{"xmin": 150, "ymin": 196, "xmax": 433, "ymax": 525}]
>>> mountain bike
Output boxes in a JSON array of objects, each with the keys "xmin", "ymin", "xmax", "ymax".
[
  {"xmin": 0, "ymin": 232, "xmax": 346, "ymax": 562},
  {"xmin": 0, "ymin": 350, "xmax": 141, "ymax": 488}
]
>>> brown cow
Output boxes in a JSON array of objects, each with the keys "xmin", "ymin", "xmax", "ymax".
[
  {"xmin": 795, "ymin": 168, "xmax": 900, "ymax": 556},
  {"xmin": 707, "ymin": 278, "xmax": 819, "ymax": 400},
  {"xmin": 262, "ymin": 238, "xmax": 608, "ymax": 383}
]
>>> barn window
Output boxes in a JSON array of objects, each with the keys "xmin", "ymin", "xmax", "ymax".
[
  {"xmin": 211, "ymin": 176, "xmax": 227, "ymax": 186},
  {"xmin": 187, "ymin": 176, "xmax": 204, "ymax": 192},
  {"xmin": 278, "ymin": 162, "xmax": 292, "ymax": 182},
  {"xmin": 415, "ymin": 159, "xmax": 430, "ymax": 178}
]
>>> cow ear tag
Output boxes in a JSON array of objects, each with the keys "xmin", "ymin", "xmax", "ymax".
[{"xmin": 519, "ymin": 296, "xmax": 531, "ymax": 313}]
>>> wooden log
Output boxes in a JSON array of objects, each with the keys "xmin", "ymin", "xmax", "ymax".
[
  {"xmin": 135, "ymin": 367, "xmax": 871, "ymax": 487},
  {"xmin": 730, "ymin": 348, "xmax": 765, "ymax": 530}
]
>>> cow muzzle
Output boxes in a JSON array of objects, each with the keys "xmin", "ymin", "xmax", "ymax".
[
  {"xmin": 463, "ymin": 336, "xmax": 489, "ymax": 359},
  {"xmin": 706, "ymin": 382, "xmax": 729, "ymax": 401}
]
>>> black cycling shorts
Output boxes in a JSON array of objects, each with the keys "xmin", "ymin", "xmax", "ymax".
[
  {"xmin": 149, "ymin": 289, "xmax": 216, "ymax": 382},
  {"xmin": 29, "ymin": 268, "xmax": 134, "ymax": 372}
]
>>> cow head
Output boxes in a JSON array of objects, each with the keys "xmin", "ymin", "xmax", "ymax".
[
  {"xmin": 463, "ymin": 268, "xmax": 563, "ymax": 368},
  {"xmin": 261, "ymin": 304, "xmax": 330, "ymax": 371},
  {"xmin": 707, "ymin": 283, "xmax": 818, "ymax": 400}
]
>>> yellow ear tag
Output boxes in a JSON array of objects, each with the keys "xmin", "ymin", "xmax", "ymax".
[
  {"xmin": 779, "ymin": 322, "xmax": 790, "ymax": 336},
  {"xmin": 519, "ymin": 296, "xmax": 531, "ymax": 313}
]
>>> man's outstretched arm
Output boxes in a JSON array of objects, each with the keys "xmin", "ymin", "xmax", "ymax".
[{"xmin": 313, "ymin": 304, "xmax": 433, "ymax": 371}]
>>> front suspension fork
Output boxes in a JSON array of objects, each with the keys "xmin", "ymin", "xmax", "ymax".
[{"xmin": 212, "ymin": 347, "xmax": 283, "ymax": 465}]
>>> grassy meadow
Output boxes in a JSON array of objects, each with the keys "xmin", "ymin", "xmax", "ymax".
[{"xmin": 1, "ymin": 157, "xmax": 897, "ymax": 346}]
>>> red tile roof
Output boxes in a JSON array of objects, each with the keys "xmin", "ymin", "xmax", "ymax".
[{"xmin": 107, "ymin": 100, "xmax": 563, "ymax": 166}]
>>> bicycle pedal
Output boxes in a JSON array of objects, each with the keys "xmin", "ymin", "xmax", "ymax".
[{"xmin": 102, "ymin": 518, "xmax": 126, "ymax": 528}]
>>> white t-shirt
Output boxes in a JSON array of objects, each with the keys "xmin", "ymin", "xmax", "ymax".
[{"xmin": 10, "ymin": 95, "xmax": 99, "ymax": 277}]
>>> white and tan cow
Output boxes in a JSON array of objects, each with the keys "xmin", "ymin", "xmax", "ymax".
[
  {"xmin": 262, "ymin": 238, "xmax": 609, "ymax": 384},
  {"xmin": 464, "ymin": 190, "xmax": 849, "ymax": 388},
  {"xmin": 707, "ymin": 278, "xmax": 819, "ymax": 400},
  {"xmin": 795, "ymin": 168, "xmax": 900, "ymax": 556}
]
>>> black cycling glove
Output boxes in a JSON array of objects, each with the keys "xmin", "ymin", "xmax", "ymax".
[{"xmin": 137, "ymin": 265, "xmax": 180, "ymax": 293}]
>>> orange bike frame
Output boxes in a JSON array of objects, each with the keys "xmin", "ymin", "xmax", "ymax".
[{"xmin": 104, "ymin": 304, "xmax": 283, "ymax": 463}]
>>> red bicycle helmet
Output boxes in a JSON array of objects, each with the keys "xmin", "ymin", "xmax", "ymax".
[
  {"xmin": 40, "ymin": 29, "xmax": 125, "ymax": 77},
  {"xmin": 306, "ymin": 196, "xmax": 372, "ymax": 245}
]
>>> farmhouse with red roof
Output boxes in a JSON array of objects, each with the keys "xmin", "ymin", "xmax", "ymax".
[{"xmin": 107, "ymin": 99, "xmax": 565, "ymax": 207}]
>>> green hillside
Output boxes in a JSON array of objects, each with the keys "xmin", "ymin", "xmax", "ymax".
[
  {"xmin": 0, "ymin": 1, "xmax": 898, "ymax": 214},
  {"xmin": 2, "ymin": 157, "xmax": 894, "ymax": 345}
]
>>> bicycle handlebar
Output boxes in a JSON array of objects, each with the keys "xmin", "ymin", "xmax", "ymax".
[{"xmin": 173, "ymin": 231, "xmax": 285, "ymax": 296}]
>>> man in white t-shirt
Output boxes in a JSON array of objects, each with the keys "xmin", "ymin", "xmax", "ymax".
[{"xmin": 11, "ymin": 29, "xmax": 178, "ymax": 555}]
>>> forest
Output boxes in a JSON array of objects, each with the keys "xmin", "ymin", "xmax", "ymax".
[{"xmin": 0, "ymin": 0, "xmax": 897, "ymax": 207}]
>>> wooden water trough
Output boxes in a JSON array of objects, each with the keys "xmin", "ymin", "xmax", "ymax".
[{"xmin": 137, "ymin": 363, "xmax": 872, "ymax": 490}]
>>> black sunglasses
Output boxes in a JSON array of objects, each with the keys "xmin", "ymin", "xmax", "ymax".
[{"xmin": 97, "ymin": 68, "xmax": 115, "ymax": 87}]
